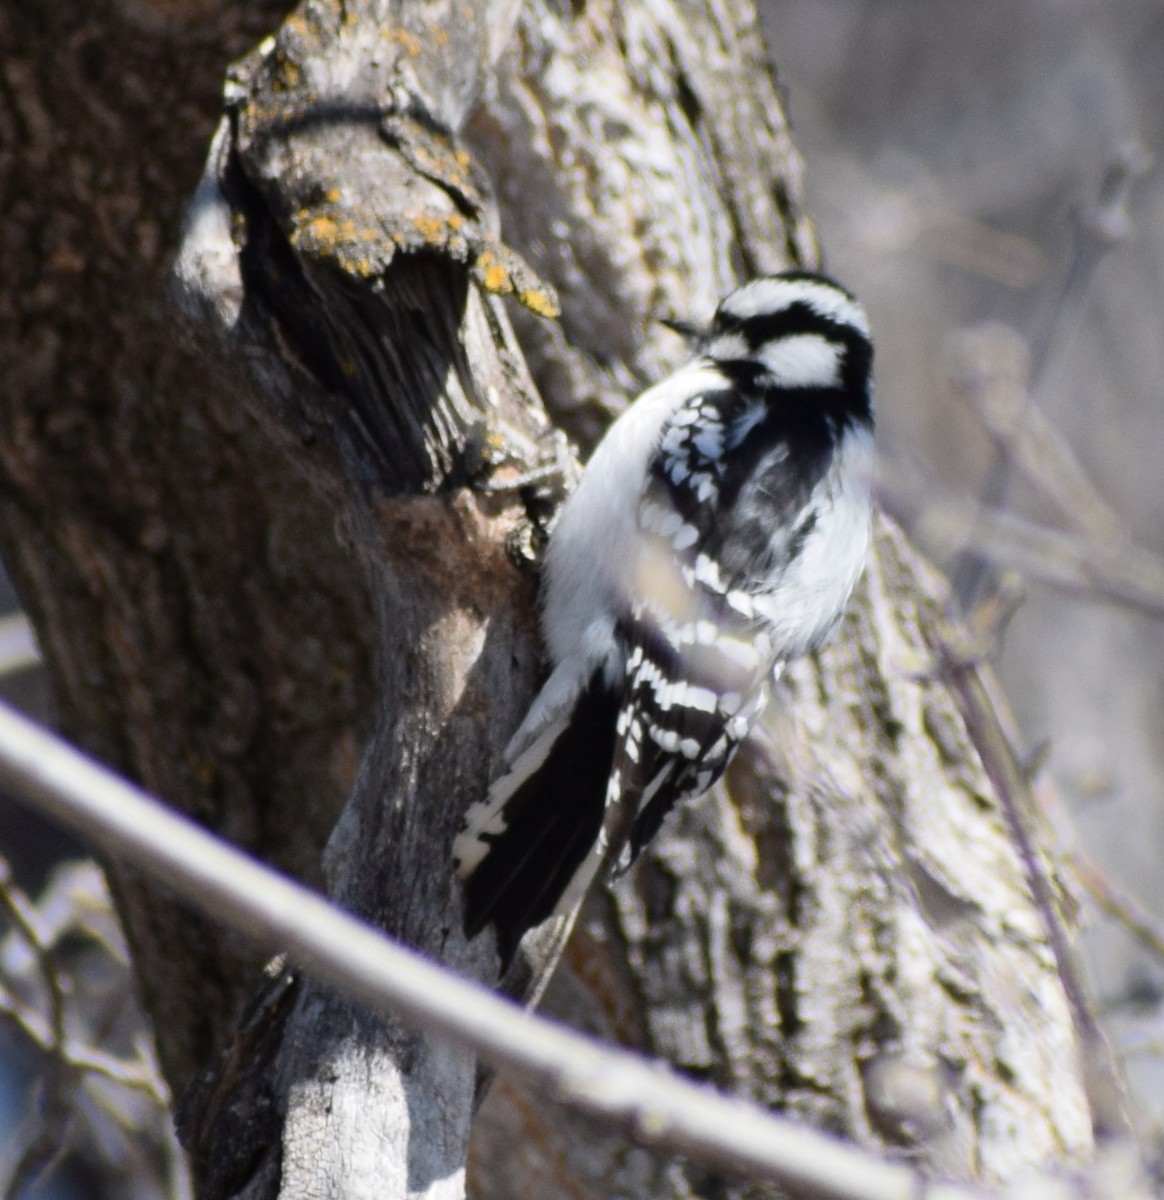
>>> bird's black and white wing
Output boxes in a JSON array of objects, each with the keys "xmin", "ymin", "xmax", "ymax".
[{"xmin": 454, "ymin": 271, "xmax": 875, "ymax": 969}]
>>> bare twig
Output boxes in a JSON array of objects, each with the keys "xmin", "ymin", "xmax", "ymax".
[
  {"xmin": 879, "ymin": 476, "xmax": 1164, "ymax": 622},
  {"xmin": 1028, "ymin": 139, "xmax": 1151, "ymax": 388},
  {"xmin": 0, "ymin": 857, "xmax": 74, "ymax": 1199},
  {"xmin": 0, "ymin": 698, "xmax": 1093, "ymax": 1200},
  {"xmin": 0, "ymin": 859, "xmax": 66, "ymax": 1053},
  {"xmin": 952, "ymin": 140, "xmax": 1151, "ymax": 606},
  {"xmin": 1116, "ymin": 1036, "xmax": 1164, "ymax": 1063},
  {"xmin": 0, "ymin": 982, "xmax": 168, "ymax": 1104},
  {"xmin": 942, "ymin": 324, "xmax": 1124, "ymax": 544},
  {"xmin": 0, "ymin": 856, "xmax": 174, "ymax": 1198},
  {"xmin": 927, "ymin": 623, "xmax": 1133, "ymax": 1148},
  {"xmin": 1, "ymin": 1098, "xmax": 74, "ymax": 1200},
  {"xmin": 1070, "ymin": 851, "xmax": 1164, "ymax": 966}
]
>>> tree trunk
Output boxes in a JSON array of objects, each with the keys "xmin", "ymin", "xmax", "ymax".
[{"xmin": 0, "ymin": 1, "xmax": 1101, "ymax": 1198}]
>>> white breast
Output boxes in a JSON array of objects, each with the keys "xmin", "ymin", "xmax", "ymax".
[{"xmin": 751, "ymin": 425, "xmax": 874, "ymax": 658}]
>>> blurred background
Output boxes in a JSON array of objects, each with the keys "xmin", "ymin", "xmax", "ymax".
[
  {"xmin": 760, "ymin": 0, "xmax": 1164, "ymax": 1138},
  {"xmin": 3, "ymin": 0, "xmax": 1164, "ymax": 1192}
]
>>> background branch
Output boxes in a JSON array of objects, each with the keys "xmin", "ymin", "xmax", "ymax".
[{"xmin": 0, "ymin": 698, "xmax": 1150, "ymax": 1200}]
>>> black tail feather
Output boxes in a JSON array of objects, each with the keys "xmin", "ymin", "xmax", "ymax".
[{"xmin": 461, "ymin": 672, "xmax": 619, "ymax": 965}]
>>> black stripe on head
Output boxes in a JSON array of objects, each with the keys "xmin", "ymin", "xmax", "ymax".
[
  {"xmin": 705, "ymin": 274, "xmax": 874, "ymax": 423},
  {"xmin": 718, "ymin": 301, "xmax": 863, "ymax": 346},
  {"xmin": 712, "ymin": 272, "xmax": 868, "ymax": 335}
]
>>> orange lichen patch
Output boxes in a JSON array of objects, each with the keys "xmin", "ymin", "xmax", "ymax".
[
  {"xmin": 482, "ymin": 263, "xmax": 510, "ymax": 291},
  {"xmin": 413, "ymin": 214, "xmax": 450, "ymax": 244},
  {"xmin": 273, "ymin": 56, "xmax": 301, "ymax": 89},
  {"xmin": 482, "ymin": 429, "xmax": 509, "ymax": 456},
  {"xmin": 325, "ymin": 189, "xmax": 343, "ymax": 204},
  {"xmin": 454, "ymin": 148, "xmax": 471, "ymax": 171},
  {"xmin": 337, "ymin": 249, "xmax": 379, "ymax": 278},
  {"xmin": 305, "ymin": 215, "xmax": 340, "ymax": 243},
  {"xmin": 291, "ymin": 215, "xmax": 386, "ymax": 277},
  {"xmin": 475, "ymin": 251, "xmax": 511, "ymax": 293},
  {"xmin": 435, "ymin": 29, "xmax": 449, "ymax": 46},
  {"xmin": 519, "ymin": 288, "xmax": 560, "ymax": 319},
  {"xmin": 383, "ymin": 26, "xmax": 422, "ymax": 56}
]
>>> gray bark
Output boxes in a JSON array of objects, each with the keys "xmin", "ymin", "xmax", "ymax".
[
  {"xmin": 1, "ymin": 0, "xmax": 1105, "ymax": 1198},
  {"xmin": 0, "ymin": 0, "xmax": 358, "ymax": 1098}
]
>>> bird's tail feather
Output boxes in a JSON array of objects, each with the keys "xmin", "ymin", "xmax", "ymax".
[{"xmin": 455, "ymin": 670, "xmax": 619, "ymax": 966}]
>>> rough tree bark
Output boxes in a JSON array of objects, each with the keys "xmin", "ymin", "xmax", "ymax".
[{"xmin": 0, "ymin": 1, "xmax": 1104, "ymax": 1198}]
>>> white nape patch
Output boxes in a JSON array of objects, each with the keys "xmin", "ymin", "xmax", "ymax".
[
  {"xmin": 718, "ymin": 277, "xmax": 870, "ymax": 339},
  {"xmin": 702, "ymin": 332, "xmax": 749, "ymax": 361},
  {"xmin": 756, "ymin": 334, "xmax": 844, "ymax": 388}
]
